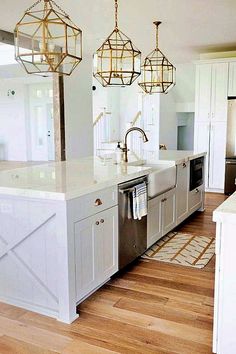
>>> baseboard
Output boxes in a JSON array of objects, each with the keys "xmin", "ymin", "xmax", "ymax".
[
  {"xmin": 206, "ymin": 188, "xmax": 224, "ymax": 194},
  {"xmin": 0, "ymin": 295, "xmax": 58, "ymax": 319}
]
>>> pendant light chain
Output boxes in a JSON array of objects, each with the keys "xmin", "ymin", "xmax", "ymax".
[
  {"xmin": 156, "ymin": 23, "xmax": 159, "ymax": 50},
  {"xmin": 154, "ymin": 21, "xmax": 161, "ymax": 50},
  {"xmin": 26, "ymin": 0, "xmax": 43, "ymax": 12},
  {"xmin": 115, "ymin": 0, "xmax": 118, "ymax": 29}
]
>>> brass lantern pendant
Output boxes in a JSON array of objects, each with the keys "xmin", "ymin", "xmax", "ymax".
[
  {"xmin": 14, "ymin": 0, "xmax": 82, "ymax": 76},
  {"xmin": 93, "ymin": 0, "xmax": 141, "ymax": 87},
  {"xmin": 139, "ymin": 21, "xmax": 176, "ymax": 94}
]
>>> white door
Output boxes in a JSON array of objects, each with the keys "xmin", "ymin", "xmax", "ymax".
[
  {"xmin": 176, "ymin": 162, "xmax": 189, "ymax": 225},
  {"xmin": 195, "ymin": 64, "xmax": 212, "ymax": 122},
  {"xmin": 147, "ymin": 195, "xmax": 162, "ymax": 248},
  {"xmin": 211, "ymin": 63, "xmax": 228, "ymax": 122},
  {"xmin": 162, "ymin": 188, "xmax": 176, "ymax": 237},
  {"xmin": 97, "ymin": 206, "xmax": 118, "ymax": 283},
  {"xmin": 46, "ymin": 103, "xmax": 55, "ymax": 161},
  {"xmin": 228, "ymin": 62, "xmax": 236, "ymax": 97},
  {"xmin": 209, "ymin": 121, "xmax": 227, "ymax": 190},
  {"xmin": 28, "ymin": 83, "xmax": 54, "ymax": 161},
  {"xmin": 194, "ymin": 121, "xmax": 211, "ymax": 188}
]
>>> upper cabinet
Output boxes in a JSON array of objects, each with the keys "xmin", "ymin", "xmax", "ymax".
[
  {"xmin": 211, "ymin": 63, "xmax": 229, "ymax": 122},
  {"xmin": 228, "ymin": 62, "xmax": 236, "ymax": 97},
  {"xmin": 195, "ymin": 64, "xmax": 212, "ymax": 122},
  {"xmin": 195, "ymin": 62, "xmax": 228, "ymax": 123}
]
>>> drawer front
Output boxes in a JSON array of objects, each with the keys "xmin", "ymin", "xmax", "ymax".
[
  {"xmin": 189, "ymin": 186, "xmax": 203, "ymax": 213},
  {"xmin": 70, "ymin": 186, "xmax": 118, "ymax": 222}
]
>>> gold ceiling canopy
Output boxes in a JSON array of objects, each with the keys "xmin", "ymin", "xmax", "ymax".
[
  {"xmin": 139, "ymin": 21, "xmax": 176, "ymax": 94},
  {"xmin": 93, "ymin": 0, "xmax": 141, "ymax": 87},
  {"xmin": 14, "ymin": 0, "xmax": 82, "ymax": 76}
]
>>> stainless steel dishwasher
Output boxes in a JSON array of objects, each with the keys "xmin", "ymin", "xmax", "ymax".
[{"xmin": 118, "ymin": 176, "xmax": 148, "ymax": 270}]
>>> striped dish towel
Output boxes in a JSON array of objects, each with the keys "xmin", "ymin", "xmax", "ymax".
[{"xmin": 132, "ymin": 182, "xmax": 147, "ymax": 220}]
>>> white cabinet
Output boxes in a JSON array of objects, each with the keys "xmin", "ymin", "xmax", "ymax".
[
  {"xmin": 195, "ymin": 64, "xmax": 212, "ymax": 123},
  {"xmin": 213, "ymin": 206, "xmax": 236, "ymax": 354},
  {"xmin": 228, "ymin": 62, "xmax": 236, "ymax": 97},
  {"xmin": 188, "ymin": 185, "xmax": 204, "ymax": 214},
  {"xmin": 75, "ymin": 206, "xmax": 118, "ymax": 302},
  {"xmin": 176, "ymin": 162, "xmax": 189, "ymax": 225},
  {"xmin": 147, "ymin": 188, "xmax": 176, "ymax": 247},
  {"xmin": 209, "ymin": 122, "xmax": 227, "ymax": 190},
  {"xmin": 162, "ymin": 188, "xmax": 176, "ymax": 236},
  {"xmin": 147, "ymin": 195, "xmax": 162, "ymax": 247},
  {"xmin": 194, "ymin": 122, "xmax": 210, "ymax": 188},
  {"xmin": 195, "ymin": 62, "xmax": 229, "ymax": 191},
  {"xmin": 211, "ymin": 63, "xmax": 228, "ymax": 122}
]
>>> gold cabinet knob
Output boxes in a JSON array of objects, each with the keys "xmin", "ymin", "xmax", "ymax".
[
  {"xmin": 95, "ymin": 221, "xmax": 100, "ymax": 226},
  {"xmin": 100, "ymin": 219, "xmax": 104, "ymax": 223},
  {"xmin": 94, "ymin": 198, "xmax": 102, "ymax": 206}
]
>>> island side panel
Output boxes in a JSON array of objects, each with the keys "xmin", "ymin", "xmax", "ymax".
[{"xmin": 0, "ymin": 194, "xmax": 77, "ymax": 323}]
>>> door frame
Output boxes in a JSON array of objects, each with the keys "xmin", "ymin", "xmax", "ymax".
[{"xmin": 0, "ymin": 29, "xmax": 66, "ymax": 161}]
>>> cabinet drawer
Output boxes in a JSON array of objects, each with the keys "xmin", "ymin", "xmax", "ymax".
[
  {"xmin": 70, "ymin": 186, "xmax": 118, "ymax": 222},
  {"xmin": 189, "ymin": 186, "xmax": 203, "ymax": 213}
]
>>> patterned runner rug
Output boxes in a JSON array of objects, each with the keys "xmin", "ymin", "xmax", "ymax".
[{"xmin": 142, "ymin": 232, "xmax": 215, "ymax": 269}]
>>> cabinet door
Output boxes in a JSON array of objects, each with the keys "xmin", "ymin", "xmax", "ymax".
[
  {"xmin": 194, "ymin": 121, "xmax": 210, "ymax": 188},
  {"xmin": 211, "ymin": 63, "xmax": 228, "ymax": 122},
  {"xmin": 189, "ymin": 186, "xmax": 203, "ymax": 214},
  {"xmin": 195, "ymin": 64, "xmax": 212, "ymax": 122},
  {"xmin": 228, "ymin": 62, "xmax": 236, "ymax": 97},
  {"xmin": 75, "ymin": 206, "xmax": 118, "ymax": 302},
  {"xmin": 75, "ymin": 214, "xmax": 98, "ymax": 301},
  {"xmin": 162, "ymin": 188, "xmax": 176, "ymax": 237},
  {"xmin": 97, "ymin": 206, "xmax": 118, "ymax": 283},
  {"xmin": 209, "ymin": 121, "xmax": 227, "ymax": 190},
  {"xmin": 147, "ymin": 195, "xmax": 162, "ymax": 248},
  {"xmin": 176, "ymin": 162, "xmax": 189, "ymax": 225}
]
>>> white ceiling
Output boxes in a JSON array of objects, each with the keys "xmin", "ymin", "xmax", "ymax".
[{"xmin": 0, "ymin": 0, "xmax": 236, "ymax": 63}]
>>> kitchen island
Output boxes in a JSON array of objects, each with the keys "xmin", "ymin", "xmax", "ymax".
[
  {"xmin": 213, "ymin": 194, "xmax": 236, "ymax": 354},
  {"xmin": 0, "ymin": 151, "xmax": 206, "ymax": 323}
]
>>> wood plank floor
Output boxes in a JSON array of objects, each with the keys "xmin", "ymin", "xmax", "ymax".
[{"xmin": 0, "ymin": 193, "xmax": 227, "ymax": 354}]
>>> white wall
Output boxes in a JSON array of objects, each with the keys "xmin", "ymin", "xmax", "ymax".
[
  {"xmin": 64, "ymin": 55, "xmax": 93, "ymax": 159},
  {"xmin": 177, "ymin": 112, "xmax": 194, "ymax": 150},
  {"xmin": 0, "ymin": 80, "xmax": 28, "ymax": 161},
  {"xmin": 119, "ymin": 82, "xmax": 141, "ymax": 136},
  {"xmin": 159, "ymin": 91, "xmax": 178, "ymax": 149}
]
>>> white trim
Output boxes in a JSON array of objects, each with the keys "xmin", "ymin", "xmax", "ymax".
[
  {"xmin": 0, "ymin": 295, "xmax": 58, "ymax": 319},
  {"xmin": 194, "ymin": 57, "xmax": 236, "ymax": 65}
]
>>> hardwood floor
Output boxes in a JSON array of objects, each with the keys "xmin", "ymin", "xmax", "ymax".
[{"xmin": 0, "ymin": 193, "xmax": 227, "ymax": 354}]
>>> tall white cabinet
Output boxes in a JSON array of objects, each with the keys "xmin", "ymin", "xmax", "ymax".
[{"xmin": 194, "ymin": 62, "xmax": 228, "ymax": 192}]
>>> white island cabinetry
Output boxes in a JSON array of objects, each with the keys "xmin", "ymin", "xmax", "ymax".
[
  {"xmin": 75, "ymin": 205, "xmax": 118, "ymax": 303},
  {"xmin": 176, "ymin": 161, "xmax": 189, "ymax": 225},
  {"xmin": 213, "ymin": 195, "xmax": 236, "ymax": 354},
  {"xmin": 147, "ymin": 188, "xmax": 176, "ymax": 247},
  {"xmin": 0, "ymin": 157, "xmax": 151, "ymax": 324}
]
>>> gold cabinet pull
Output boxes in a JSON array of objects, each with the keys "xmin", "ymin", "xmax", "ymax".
[{"xmin": 95, "ymin": 198, "xmax": 102, "ymax": 206}]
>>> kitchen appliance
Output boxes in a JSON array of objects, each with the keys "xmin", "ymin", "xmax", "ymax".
[
  {"xmin": 118, "ymin": 176, "xmax": 147, "ymax": 270},
  {"xmin": 225, "ymin": 99, "xmax": 236, "ymax": 195},
  {"xmin": 190, "ymin": 157, "xmax": 204, "ymax": 191}
]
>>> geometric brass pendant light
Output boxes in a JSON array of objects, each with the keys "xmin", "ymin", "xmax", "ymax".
[
  {"xmin": 93, "ymin": 0, "xmax": 141, "ymax": 87},
  {"xmin": 14, "ymin": 0, "xmax": 82, "ymax": 76},
  {"xmin": 139, "ymin": 21, "xmax": 176, "ymax": 94}
]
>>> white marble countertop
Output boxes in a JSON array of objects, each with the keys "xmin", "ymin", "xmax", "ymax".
[
  {"xmin": 158, "ymin": 150, "xmax": 207, "ymax": 165},
  {"xmin": 213, "ymin": 193, "xmax": 236, "ymax": 222},
  {"xmin": 0, "ymin": 151, "xmax": 207, "ymax": 201},
  {"xmin": 0, "ymin": 157, "xmax": 152, "ymax": 201}
]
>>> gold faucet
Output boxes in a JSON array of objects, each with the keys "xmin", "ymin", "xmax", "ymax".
[{"xmin": 121, "ymin": 127, "xmax": 149, "ymax": 163}]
